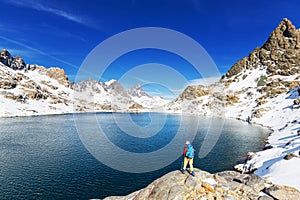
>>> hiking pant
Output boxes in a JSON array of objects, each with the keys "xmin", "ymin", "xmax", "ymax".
[{"xmin": 183, "ymin": 157, "xmax": 194, "ymax": 172}]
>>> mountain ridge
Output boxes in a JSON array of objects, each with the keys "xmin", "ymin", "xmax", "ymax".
[{"xmin": 0, "ymin": 50, "xmax": 169, "ymax": 116}]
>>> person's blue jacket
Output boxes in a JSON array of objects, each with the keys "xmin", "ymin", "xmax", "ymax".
[{"xmin": 185, "ymin": 144, "xmax": 194, "ymax": 158}]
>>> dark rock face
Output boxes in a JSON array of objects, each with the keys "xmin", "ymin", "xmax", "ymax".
[
  {"xmin": 104, "ymin": 169, "xmax": 300, "ymax": 200},
  {"xmin": 224, "ymin": 18, "xmax": 300, "ymax": 79},
  {"xmin": 0, "ymin": 48, "xmax": 26, "ymax": 70}
]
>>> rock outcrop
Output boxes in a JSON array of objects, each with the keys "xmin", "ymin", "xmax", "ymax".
[
  {"xmin": 129, "ymin": 103, "xmax": 144, "ymax": 110},
  {"xmin": 104, "ymin": 169, "xmax": 300, "ymax": 200},
  {"xmin": 33, "ymin": 65, "xmax": 70, "ymax": 87},
  {"xmin": 0, "ymin": 48, "xmax": 26, "ymax": 70},
  {"xmin": 177, "ymin": 85, "xmax": 211, "ymax": 101},
  {"xmin": 223, "ymin": 18, "xmax": 300, "ymax": 79}
]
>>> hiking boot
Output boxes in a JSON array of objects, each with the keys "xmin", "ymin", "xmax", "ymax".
[
  {"xmin": 181, "ymin": 169, "xmax": 186, "ymax": 174},
  {"xmin": 191, "ymin": 171, "xmax": 195, "ymax": 176}
]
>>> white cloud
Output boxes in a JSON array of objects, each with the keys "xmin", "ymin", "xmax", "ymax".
[
  {"xmin": 188, "ymin": 76, "xmax": 221, "ymax": 86},
  {"xmin": 5, "ymin": 0, "xmax": 95, "ymax": 28}
]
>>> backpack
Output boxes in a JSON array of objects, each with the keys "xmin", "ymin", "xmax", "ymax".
[{"xmin": 185, "ymin": 144, "xmax": 195, "ymax": 158}]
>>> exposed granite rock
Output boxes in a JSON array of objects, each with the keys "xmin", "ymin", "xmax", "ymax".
[
  {"xmin": 264, "ymin": 185, "xmax": 300, "ymax": 200},
  {"xmin": 215, "ymin": 171, "xmax": 265, "ymax": 193},
  {"xmin": 129, "ymin": 103, "xmax": 144, "ymax": 110},
  {"xmin": 223, "ymin": 18, "xmax": 300, "ymax": 79},
  {"xmin": 177, "ymin": 85, "xmax": 210, "ymax": 101},
  {"xmin": 0, "ymin": 77, "xmax": 17, "ymax": 89},
  {"xmin": 104, "ymin": 169, "xmax": 300, "ymax": 200},
  {"xmin": 34, "ymin": 66, "xmax": 70, "ymax": 87},
  {"xmin": 294, "ymin": 97, "xmax": 300, "ymax": 106}
]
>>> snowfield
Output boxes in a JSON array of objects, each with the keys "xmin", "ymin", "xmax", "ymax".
[{"xmin": 233, "ymin": 87, "xmax": 300, "ymax": 191}]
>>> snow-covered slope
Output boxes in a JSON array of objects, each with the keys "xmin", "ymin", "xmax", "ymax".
[{"xmin": 0, "ymin": 63, "xmax": 73, "ymax": 116}]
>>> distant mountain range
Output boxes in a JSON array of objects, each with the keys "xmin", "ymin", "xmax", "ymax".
[{"xmin": 0, "ymin": 50, "xmax": 168, "ymax": 117}]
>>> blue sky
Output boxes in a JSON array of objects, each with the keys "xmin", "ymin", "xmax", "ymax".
[{"xmin": 1, "ymin": 0, "xmax": 300, "ymax": 98}]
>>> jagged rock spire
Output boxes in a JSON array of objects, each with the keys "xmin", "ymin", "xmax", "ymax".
[
  {"xmin": 262, "ymin": 18, "xmax": 300, "ymax": 51},
  {"xmin": 223, "ymin": 18, "xmax": 300, "ymax": 79}
]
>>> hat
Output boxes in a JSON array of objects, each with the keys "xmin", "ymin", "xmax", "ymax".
[{"xmin": 185, "ymin": 140, "xmax": 190, "ymax": 145}]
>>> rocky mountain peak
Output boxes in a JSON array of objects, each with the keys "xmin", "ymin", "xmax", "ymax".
[
  {"xmin": 262, "ymin": 18, "xmax": 300, "ymax": 51},
  {"xmin": 106, "ymin": 80, "xmax": 128, "ymax": 96},
  {"xmin": 0, "ymin": 48, "xmax": 26, "ymax": 70},
  {"xmin": 0, "ymin": 48, "xmax": 11, "ymax": 58},
  {"xmin": 223, "ymin": 18, "xmax": 300, "ymax": 79},
  {"xmin": 71, "ymin": 78, "xmax": 105, "ymax": 92},
  {"xmin": 128, "ymin": 84, "xmax": 150, "ymax": 98}
]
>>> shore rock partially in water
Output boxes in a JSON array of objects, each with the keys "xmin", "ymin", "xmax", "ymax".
[{"xmin": 104, "ymin": 169, "xmax": 300, "ymax": 200}]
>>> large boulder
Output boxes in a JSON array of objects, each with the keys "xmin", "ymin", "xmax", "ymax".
[{"xmin": 264, "ymin": 185, "xmax": 300, "ymax": 200}]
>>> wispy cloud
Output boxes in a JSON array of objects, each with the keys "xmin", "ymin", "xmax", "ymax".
[
  {"xmin": 188, "ymin": 76, "xmax": 221, "ymax": 86},
  {"xmin": 3, "ymin": 0, "xmax": 95, "ymax": 28},
  {"xmin": 0, "ymin": 35, "xmax": 78, "ymax": 69}
]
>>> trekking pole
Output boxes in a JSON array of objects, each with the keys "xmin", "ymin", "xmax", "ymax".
[{"xmin": 180, "ymin": 159, "xmax": 183, "ymax": 170}]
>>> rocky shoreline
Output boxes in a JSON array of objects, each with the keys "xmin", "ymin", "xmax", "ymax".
[{"xmin": 104, "ymin": 169, "xmax": 300, "ymax": 200}]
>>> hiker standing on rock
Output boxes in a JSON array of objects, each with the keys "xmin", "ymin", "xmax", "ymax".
[{"xmin": 181, "ymin": 140, "xmax": 195, "ymax": 176}]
